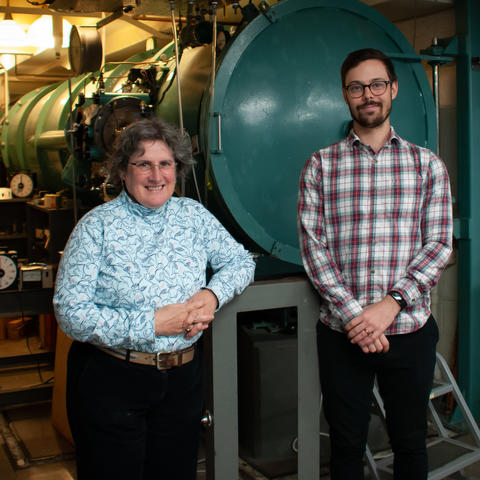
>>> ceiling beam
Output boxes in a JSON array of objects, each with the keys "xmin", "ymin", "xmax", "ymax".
[
  {"xmin": 0, "ymin": 6, "xmax": 103, "ymax": 17},
  {"xmin": 117, "ymin": 15, "xmax": 171, "ymax": 39}
]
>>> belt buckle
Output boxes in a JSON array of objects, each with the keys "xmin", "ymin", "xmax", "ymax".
[{"xmin": 155, "ymin": 351, "xmax": 174, "ymax": 370}]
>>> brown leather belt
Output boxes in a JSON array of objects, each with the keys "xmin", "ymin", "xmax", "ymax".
[{"xmin": 97, "ymin": 345, "xmax": 195, "ymax": 370}]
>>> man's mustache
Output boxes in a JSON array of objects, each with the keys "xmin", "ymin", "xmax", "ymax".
[{"xmin": 358, "ymin": 100, "xmax": 382, "ymax": 109}]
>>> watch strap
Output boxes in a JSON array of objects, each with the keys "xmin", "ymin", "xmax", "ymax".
[{"xmin": 388, "ymin": 291, "xmax": 407, "ymax": 309}]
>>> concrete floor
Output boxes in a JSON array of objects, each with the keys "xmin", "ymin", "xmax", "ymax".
[
  {"xmin": 3, "ymin": 330, "xmax": 480, "ymax": 478},
  {"xmin": 2, "ymin": 403, "xmax": 480, "ymax": 480}
]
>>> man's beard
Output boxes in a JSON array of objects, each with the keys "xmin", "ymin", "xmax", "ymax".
[{"xmin": 349, "ymin": 99, "xmax": 392, "ymax": 128}]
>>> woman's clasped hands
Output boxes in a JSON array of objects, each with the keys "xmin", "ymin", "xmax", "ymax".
[{"xmin": 154, "ymin": 288, "xmax": 219, "ymax": 339}]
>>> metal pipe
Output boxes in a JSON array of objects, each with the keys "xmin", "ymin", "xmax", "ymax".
[
  {"xmin": 431, "ymin": 37, "xmax": 441, "ymax": 155},
  {"xmin": 170, "ymin": 1, "xmax": 188, "ymax": 197},
  {"xmin": 0, "ymin": 6, "xmax": 102, "ymax": 17},
  {"xmin": 103, "ymin": 61, "xmax": 166, "ymax": 65},
  {"xmin": 67, "ymin": 78, "xmax": 78, "ymax": 225},
  {"xmin": 169, "ymin": 1, "xmax": 184, "ymax": 133},
  {"xmin": 1, "ymin": 64, "xmax": 9, "ymax": 120},
  {"xmin": 135, "ymin": 14, "xmax": 188, "ymax": 23},
  {"xmin": 168, "ymin": 1, "xmax": 203, "ymax": 203},
  {"xmin": 210, "ymin": 2, "xmax": 218, "ymax": 103},
  {"xmin": 133, "ymin": 14, "xmax": 240, "ymax": 26},
  {"xmin": 101, "ymin": 13, "xmax": 106, "ymax": 71},
  {"xmin": 34, "ymin": 130, "xmax": 68, "ymax": 149},
  {"xmin": 204, "ymin": 2, "xmax": 218, "ymax": 205}
]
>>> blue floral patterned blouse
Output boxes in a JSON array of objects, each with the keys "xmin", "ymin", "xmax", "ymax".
[{"xmin": 53, "ymin": 190, "xmax": 255, "ymax": 352}]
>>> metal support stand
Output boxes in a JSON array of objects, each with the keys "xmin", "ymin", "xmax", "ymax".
[{"xmin": 204, "ymin": 276, "xmax": 321, "ymax": 479}]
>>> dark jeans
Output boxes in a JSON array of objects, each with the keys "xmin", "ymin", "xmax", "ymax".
[
  {"xmin": 67, "ymin": 341, "xmax": 203, "ymax": 480},
  {"xmin": 317, "ymin": 316, "xmax": 439, "ymax": 480}
]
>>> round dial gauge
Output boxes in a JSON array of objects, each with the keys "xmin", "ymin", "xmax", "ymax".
[
  {"xmin": 68, "ymin": 25, "xmax": 102, "ymax": 75},
  {"xmin": 0, "ymin": 254, "xmax": 17, "ymax": 290},
  {"xmin": 10, "ymin": 173, "xmax": 34, "ymax": 198}
]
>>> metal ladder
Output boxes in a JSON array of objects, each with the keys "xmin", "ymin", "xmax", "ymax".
[{"xmin": 366, "ymin": 352, "xmax": 480, "ymax": 479}]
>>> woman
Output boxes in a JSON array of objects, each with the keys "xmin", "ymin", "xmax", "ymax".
[{"xmin": 53, "ymin": 117, "xmax": 255, "ymax": 480}]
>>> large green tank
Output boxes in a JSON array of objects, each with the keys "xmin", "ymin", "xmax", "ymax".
[
  {"xmin": 157, "ymin": 0, "xmax": 436, "ymax": 267},
  {"xmin": 1, "ymin": 0, "xmax": 436, "ymax": 270}
]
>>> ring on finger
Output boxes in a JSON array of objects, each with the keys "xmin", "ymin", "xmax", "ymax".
[
  {"xmin": 185, "ymin": 327, "xmax": 192, "ymax": 333},
  {"xmin": 364, "ymin": 327, "xmax": 371, "ymax": 335}
]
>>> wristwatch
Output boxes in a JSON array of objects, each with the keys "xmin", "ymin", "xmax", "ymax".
[{"xmin": 388, "ymin": 291, "xmax": 407, "ymax": 309}]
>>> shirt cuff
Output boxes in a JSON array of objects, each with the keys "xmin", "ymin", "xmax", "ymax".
[
  {"xmin": 335, "ymin": 298, "xmax": 364, "ymax": 326},
  {"xmin": 201, "ymin": 287, "xmax": 220, "ymax": 309},
  {"xmin": 390, "ymin": 280, "xmax": 422, "ymax": 307},
  {"xmin": 204, "ymin": 284, "xmax": 224, "ymax": 311}
]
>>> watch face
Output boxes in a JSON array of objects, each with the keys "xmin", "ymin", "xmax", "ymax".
[
  {"xmin": 10, "ymin": 173, "xmax": 34, "ymax": 198},
  {"xmin": 0, "ymin": 255, "xmax": 17, "ymax": 290}
]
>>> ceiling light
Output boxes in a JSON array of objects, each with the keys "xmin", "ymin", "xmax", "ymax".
[
  {"xmin": 0, "ymin": 8, "xmax": 27, "ymax": 48},
  {"xmin": 26, "ymin": 15, "xmax": 72, "ymax": 50}
]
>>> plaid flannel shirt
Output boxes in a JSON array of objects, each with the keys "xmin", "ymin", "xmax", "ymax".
[{"xmin": 298, "ymin": 127, "xmax": 453, "ymax": 334}]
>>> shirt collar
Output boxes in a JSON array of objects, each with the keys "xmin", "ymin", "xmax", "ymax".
[
  {"xmin": 121, "ymin": 189, "xmax": 171, "ymax": 219},
  {"xmin": 348, "ymin": 126, "xmax": 401, "ymax": 148}
]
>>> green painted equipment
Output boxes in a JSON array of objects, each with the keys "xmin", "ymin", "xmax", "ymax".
[
  {"xmin": 157, "ymin": 0, "xmax": 437, "ymax": 266},
  {"xmin": 1, "ymin": 0, "xmax": 436, "ymax": 268}
]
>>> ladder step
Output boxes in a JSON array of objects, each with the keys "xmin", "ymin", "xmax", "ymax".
[{"xmin": 430, "ymin": 382, "xmax": 453, "ymax": 398}]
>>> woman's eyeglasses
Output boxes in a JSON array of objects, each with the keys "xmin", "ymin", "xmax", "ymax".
[{"xmin": 129, "ymin": 160, "xmax": 176, "ymax": 174}]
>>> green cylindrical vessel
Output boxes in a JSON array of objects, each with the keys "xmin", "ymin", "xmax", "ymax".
[
  {"xmin": 158, "ymin": 0, "xmax": 436, "ymax": 266},
  {"xmin": 2, "ymin": 0, "xmax": 436, "ymax": 268}
]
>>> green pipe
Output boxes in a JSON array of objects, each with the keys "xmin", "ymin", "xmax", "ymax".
[{"xmin": 34, "ymin": 130, "xmax": 68, "ymax": 149}]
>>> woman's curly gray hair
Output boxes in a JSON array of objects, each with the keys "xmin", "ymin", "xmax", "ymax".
[{"xmin": 108, "ymin": 117, "xmax": 195, "ymax": 191}]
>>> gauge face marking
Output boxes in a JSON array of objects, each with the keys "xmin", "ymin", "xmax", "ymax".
[
  {"xmin": 0, "ymin": 255, "xmax": 17, "ymax": 290},
  {"xmin": 10, "ymin": 173, "xmax": 34, "ymax": 198}
]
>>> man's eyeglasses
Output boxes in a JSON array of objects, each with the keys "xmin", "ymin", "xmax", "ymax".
[
  {"xmin": 129, "ymin": 160, "xmax": 176, "ymax": 174},
  {"xmin": 344, "ymin": 80, "xmax": 391, "ymax": 98}
]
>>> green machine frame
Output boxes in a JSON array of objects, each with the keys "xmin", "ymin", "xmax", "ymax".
[
  {"xmin": 427, "ymin": 0, "xmax": 480, "ymax": 420},
  {"xmin": 455, "ymin": 0, "xmax": 480, "ymax": 419}
]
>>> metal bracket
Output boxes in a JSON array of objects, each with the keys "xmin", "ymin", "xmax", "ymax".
[
  {"xmin": 259, "ymin": 1, "xmax": 276, "ymax": 23},
  {"xmin": 96, "ymin": 9, "xmax": 170, "ymax": 41},
  {"xmin": 96, "ymin": 9, "xmax": 123, "ymax": 29},
  {"xmin": 420, "ymin": 36, "xmax": 458, "ymax": 65}
]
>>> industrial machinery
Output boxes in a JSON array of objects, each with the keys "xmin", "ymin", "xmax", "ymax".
[
  {"xmin": 4, "ymin": 0, "xmax": 476, "ymax": 475},
  {"xmin": 0, "ymin": 0, "xmax": 437, "ymax": 272}
]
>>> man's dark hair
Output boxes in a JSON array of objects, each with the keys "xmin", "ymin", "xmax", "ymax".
[{"xmin": 341, "ymin": 48, "xmax": 397, "ymax": 86}]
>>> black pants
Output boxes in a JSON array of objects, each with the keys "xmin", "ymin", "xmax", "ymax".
[
  {"xmin": 66, "ymin": 341, "xmax": 203, "ymax": 480},
  {"xmin": 317, "ymin": 316, "xmax": 439, "ymax": 480}
]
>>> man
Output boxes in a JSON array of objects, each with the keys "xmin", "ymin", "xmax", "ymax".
[{"xmin": 297, "ymin": 48, "xmax": 453, "ymax": 479}]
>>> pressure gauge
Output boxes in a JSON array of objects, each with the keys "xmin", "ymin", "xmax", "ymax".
[
  {"xmin": 0, "ymin": 253, "xmax": 18, "ymax": 290},
  {"xmin": 68, "ymin": 26, "xmax": 102, "ymax": 75},
  {"xmin": 10, "ymin": 173, "xmax": 34, "ymax": 198}
]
